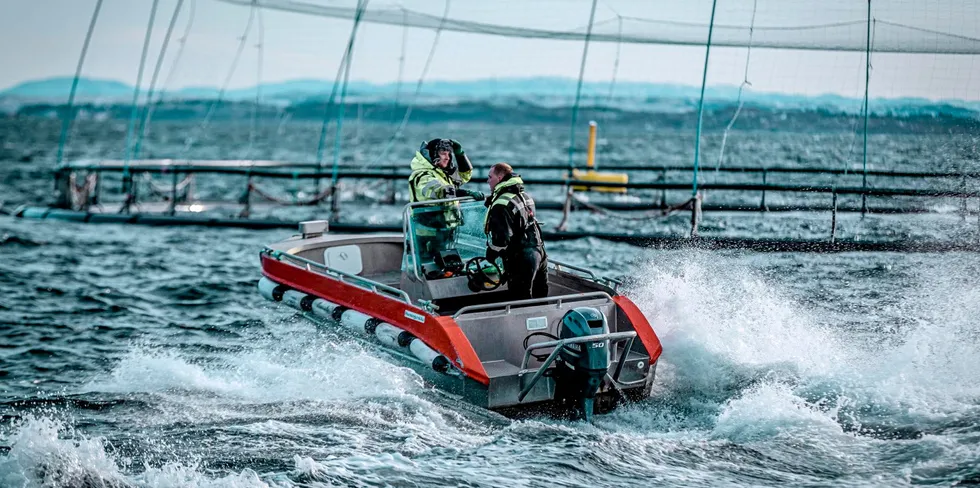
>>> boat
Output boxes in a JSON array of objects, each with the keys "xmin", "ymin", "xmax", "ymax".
[{"xmin": 257, "ymin": 196, "xmax": 663, "ymax": 420}]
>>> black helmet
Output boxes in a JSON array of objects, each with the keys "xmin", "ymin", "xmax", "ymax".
[
  {"xmin": 421, "ymin": 138, "xmax": 455, "ymax": 168},
  {"xmin": 427, "ymin": 138, "xmax": 453, "ymax": 156}
]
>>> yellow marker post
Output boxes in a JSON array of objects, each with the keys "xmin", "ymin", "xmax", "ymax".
[
  {"xmin": 573, "ymin": 121, "xmax": 628, "ymax": 193},
  {"xmin": 586, "ymin": 121, "xmax": 597, "ymax": 169}
]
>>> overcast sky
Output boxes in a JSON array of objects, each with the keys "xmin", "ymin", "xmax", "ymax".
[{"xmin": 2, "ymin": 0, "xmax": 979, "ymax": 101}]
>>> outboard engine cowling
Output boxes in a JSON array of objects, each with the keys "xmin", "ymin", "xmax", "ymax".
[{"xmin": 554, "ymin": 307, "xmax": 610, "ymax": 421}]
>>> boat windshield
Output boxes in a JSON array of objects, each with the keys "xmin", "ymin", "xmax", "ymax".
[{"xmin": 402, "ymin": 198, "xmax": 489, "ymax": 278}]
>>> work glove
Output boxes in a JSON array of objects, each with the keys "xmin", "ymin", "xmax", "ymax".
[
  {"xmin": 450, "ymin": 139, "xmax": 464, "ymax": 157},
  {"xmin": 457, "ymin": 188, "xmax": 485, "ymax": 201}
]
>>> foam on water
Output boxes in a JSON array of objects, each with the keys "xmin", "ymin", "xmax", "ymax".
[
  {"xmin": 613, "ymin": 250, "xmax": 980, "ymax": 482},
  {"xmin": 0, "ymin": 415, "xmax": 282, "ymax": 487},
  {"xmin": 82, "ymin": 315, "xmax": 424, "ymax": 405},
  {"xmin": 712, "ymin": 382, "xmax": 845, "ymax": 443},
  {"xmin": 0, "ymin": 416, "xmax": 128, "ymax": 488}
]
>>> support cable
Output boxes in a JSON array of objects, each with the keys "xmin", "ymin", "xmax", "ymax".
[
  {"xmin": 313, "ymin": 0, "xmax": 371, "ymax": 195},
  {"xmin": 329, "ymin": 0, "xmax": 370, "ymax": 213},
  {"xmin": 606, "ymin": 11, "xmax": 623, "ymax": 101},
  {"xmin": 393, "ymin": 10, "xmax": 409, "ymax": 124},
  {"xmin": 249, "ymin": 1, "xmax": 266, "ymax": 159},
  {"xmin": 141, "ymin": 0, "xmax": 197, "ymax": 159},
  {"xmin": 57, "ymin": 0, "xmax": 104, "ymax": 164},
  {"xmin": 861, "ymin": 0, "xmax": 873, "ymax": 214},
  {"xmin": 369, "ymin": 1, "xmax": 453, "ymax": 167},
  {"xmin": 837, "ymin": 16, "xmax": 877, "ymax": 185},
  {"xmin": 566, "ymin": 0, "xmax": 600, "ymax": 176},
  {"xmin": 181, "ymin": 5, "xmax": 256, "ymax": 155},
  {"xmin": 692, "ymin": 0, "xmax": 719, "ymax": 196},
  {"xmin": 134, "ymin": 0, "xmax": 185, "ymax": 160},
  {"xmin": 123, "ymin": 0, "xmax": 160, "ymax": 189}
]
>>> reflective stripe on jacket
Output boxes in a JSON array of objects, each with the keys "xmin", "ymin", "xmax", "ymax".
[{"xmin": 407, "ymin": 151, "xmax": 472, "ymax": 202}]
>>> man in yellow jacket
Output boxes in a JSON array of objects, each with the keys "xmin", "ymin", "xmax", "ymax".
[{"xmin": 407, "ymin": 138, "xmax": 484, "ymax": 268}]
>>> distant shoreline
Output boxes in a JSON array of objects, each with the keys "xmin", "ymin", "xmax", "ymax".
[
  {"xmin": 7, "ymin": 98, "xmax": 979, "ymax": 134},
  {"xmin": 3, "ymin": 75, "xmax": 978, "ymax": 119}
]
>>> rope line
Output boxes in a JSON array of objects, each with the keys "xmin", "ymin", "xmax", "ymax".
[
  {"xmin": 715, "ymin": 0, "xmax": 757, "ymax": 174},
  {"xmin": 141, "ymin": 173, "xmax": 194, "ymax": 200},
  {"xmin": 571, "ymin": 193, "xmax": 697, "ymax": 221},
  {"xmin": 605, "ymin": 6, "xmax": 623, "ymax": 101},
  {"xmin": 836, "ymin": 13, "xmax": 878, "ymax": 189},
  {"xmin": 248, "ymin": 182, "xmax": 333, "ymax": 205}
]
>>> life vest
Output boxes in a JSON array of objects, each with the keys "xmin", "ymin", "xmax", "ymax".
[{"xmin": 485, "ymin": 175, "xmax": 543, "ymax": 253}]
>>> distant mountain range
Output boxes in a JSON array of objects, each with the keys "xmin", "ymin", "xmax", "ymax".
[
  {"xmin": 2, "ymin": 76, "xmax": 979, "ymax": 119},
  {"xmin": 0, "ymin": 76, "xmax": 764, "ymax": 102}
]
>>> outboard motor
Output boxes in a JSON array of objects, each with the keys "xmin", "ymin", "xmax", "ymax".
[{"xmin": 554, "ymin": 307, "xmax": 610, "ymax": 421}]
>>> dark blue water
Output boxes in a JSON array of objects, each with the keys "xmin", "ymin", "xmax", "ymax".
[{"xmin": 1, "ymin": 118, "xmax": 979, "ymax": 486}]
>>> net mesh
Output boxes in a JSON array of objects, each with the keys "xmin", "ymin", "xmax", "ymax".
[{"xmin": 216, "ymin": 0, "xmax": 980, "ymax": 54}]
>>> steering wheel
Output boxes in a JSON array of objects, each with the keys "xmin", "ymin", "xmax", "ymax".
[{"xmin": 464, "ymin": 256, "xmax": 502, "ymax": 292}]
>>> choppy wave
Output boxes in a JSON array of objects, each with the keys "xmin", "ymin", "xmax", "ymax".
[
  {"xmin": 3, "ymin": 105, "xmax": 980, "ymax": 487},
  {"xmin": 2, "ymin": 243, "xmax": 979, "ymax": 486}
]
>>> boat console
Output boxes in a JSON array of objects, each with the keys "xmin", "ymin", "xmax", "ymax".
[{"xmin": 399, "ymin": 197, "xmax": 511, "ymax": 308}]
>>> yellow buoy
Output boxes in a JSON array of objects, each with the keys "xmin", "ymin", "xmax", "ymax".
[{"xmin": 572, "ymin": 121, "xmax": 628, "ymax": 193}]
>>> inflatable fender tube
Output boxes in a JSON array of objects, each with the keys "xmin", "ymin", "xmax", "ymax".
[
  {"xmin": 409, "ymin": 339, "xmax": 451, "ymax": 373},
  {"xmin": 340, "ymin": 310, "xmax": 373, "ymax": 333},
  {"xmin": 257, "ymin": 277, "xmax": 280, "ymax": 302},
  {"xmin": 375, "ymin": 322, "xmax": 405, "ymax": 349},
  {"xmin": 310, "ymin": 298, "xmax": 341, "ymax": 321},
  {"xmin": 281, "ymin": 289, "xmax": 307, "ymax": 310}
]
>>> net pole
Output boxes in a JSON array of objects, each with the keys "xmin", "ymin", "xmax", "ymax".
[
  {"xmin": 123, "ymin": 0, "xmax": 160, "ymax": 192},
  {"xmin": 566, "ymin": 0, "xmax": 599, "ymax": 177},
  {"xmin": 329, "ymin": 0, "xmax": 369, "ymax": 214},
  {"xmin": 135, "ymin": 0, "xmax": 185, "ymax": 160},
  {"xmin": 861, "ymin": 0, "xmax": 872, "ymax": 214},
  {"xmin": 56, "ymin": 0, "xmax": 104, "ymax": 164},
  {"xmin": 692, "ymin": 0, "xmax": 719, "ymax": 196}
]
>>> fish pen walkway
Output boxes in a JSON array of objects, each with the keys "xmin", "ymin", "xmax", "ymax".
[{"xmin": 7, "ymin": 159, "xmax": 980, "ymax": 253}]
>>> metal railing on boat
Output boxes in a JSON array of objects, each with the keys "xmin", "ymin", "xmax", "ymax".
[
  {"xmin": 549, "ymin": 259, "xmax": 622, "ymax": 290},
  {"xmin": 262, "ymin": 247, "xmax": 413, "ymax": 305},
  {"xmin": 517, "ymin": 330, "xmax": 639, "ymax": 402},
  {"xmin": 452, "ymin": 291, "xmax": 613, "ymax": 320}
]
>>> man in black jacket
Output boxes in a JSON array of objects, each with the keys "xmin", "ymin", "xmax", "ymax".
[{"xmin": 484, "ymin": 163, "xmax": 548, "ymax": 299}]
